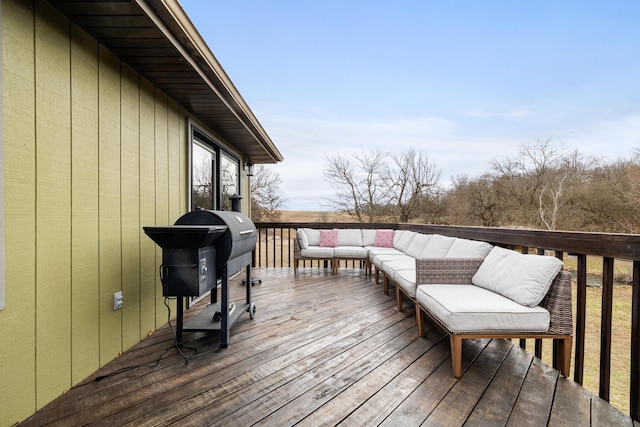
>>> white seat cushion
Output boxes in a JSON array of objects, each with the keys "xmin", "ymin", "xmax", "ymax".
[
  {"xmin": 334, "ymin": 246, "xmax": 368, "ymax": 258},
  {"xmin": 394, "ymin": 269, "xmax": 417, "ymax": 298},
  {"xmin": 382, "ymin": 258, "xmax": 415, "ymax": 277},
  {"xmin": 416, "ymin": 284, "xmax": 550, "ymax": 333},
  {"xmin": 372, "ymin": 253, "xmax": 410, "ymax": 269},
  {"xmin": 367, "ymin": 247, "xmax": 403, "ymax": 259},
  {"xmin": 300, "ymin": 246, "xmax": 334, "ymax": 258}
]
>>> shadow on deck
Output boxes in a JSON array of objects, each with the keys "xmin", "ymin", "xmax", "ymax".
[{"xmin": 20, "ymin": 268, "xmax": 634, "ymax": 426}]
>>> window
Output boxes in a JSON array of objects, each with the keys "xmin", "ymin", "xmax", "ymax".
[
  {"xmin": 220, "ymin": 151, "xmax": 239, "ymax": 211},
  {"xmin": 191, "ymin": 139, "xmax": 216, "ymax": 211},
  {"xmin": 189, "ymin": 125, "xmax": 240, "ymax": 212}
]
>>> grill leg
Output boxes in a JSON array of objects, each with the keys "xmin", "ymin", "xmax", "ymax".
[
  {"xmin": 176, "ymin": 297, "xmax": 184, "ymax": 346},
  {"xmin": 246, "ymin": 265, "xmax": 252, "ymax": 306},
  {"xmin": 220, "ymin": 265, "xmax": 229, "ymax": 348}
]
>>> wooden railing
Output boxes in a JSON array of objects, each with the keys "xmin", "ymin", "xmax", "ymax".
[{"xmin": 253, "ymin": 221, "xmax": 640, "ymax": 420}]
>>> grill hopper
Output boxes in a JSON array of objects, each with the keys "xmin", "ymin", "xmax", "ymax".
[
  {"xmin": 142, "ymin": 225, "xmax": 227, "ymax": 297},
  {"xmin": 174, "ymin": 209, "xmax": 257, "ymax": 276}
]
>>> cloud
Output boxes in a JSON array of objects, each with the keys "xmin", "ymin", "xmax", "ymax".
[
  {"xmin": 465, "ymin": 106, "xmax": 534, "ymax": 119},
  {"xmin": 257, "ymin": 111, "xmax": 526, "ymax": 209},
  {"xmin": 255, "ymin": 106, "xmax": 640, "ymax": 210},
  {"xmin": 556, "ymin": 114, "xmax": 640, "ymax": 160}
]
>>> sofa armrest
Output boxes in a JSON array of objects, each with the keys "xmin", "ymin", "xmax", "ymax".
[
  {"xmin": 539, "ymin": 270, "xmax": 573, "ymax": 336},
  {"xmin": 416, "ymin": 258, "xmax": 484, "ymax": 285}
]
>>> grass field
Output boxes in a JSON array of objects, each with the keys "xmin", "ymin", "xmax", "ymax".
[
  {"xmin": 269, "ymin": 211, "xmax": 635, "ymax": 413},
  {"xmin": 278, "ymin": 210, "xmax": 355, "ymax": 223}
]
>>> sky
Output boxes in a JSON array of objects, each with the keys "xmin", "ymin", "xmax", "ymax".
[{"xmin": 179, "ymin": 1, "xmax": 640, "ymax": 211}]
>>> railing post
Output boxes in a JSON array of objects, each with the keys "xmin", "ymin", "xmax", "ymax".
[
  {"xmin": 631, "ymin": 260, "xmax": 640, "ymax": 419},
  {"xmin": 574, "ymin": 253, "xmax": 587, "ymax": 385},
  {"xmin": 600, "ymin": 256, "xmax": 614, "ymax": 402}
]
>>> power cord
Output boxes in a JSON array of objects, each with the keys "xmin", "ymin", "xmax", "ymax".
[
  {"xmin": 93, "ymin": 348, "xmax": 170, "ymax": 382},
  {"xmin": 164, "ymin": 296, "xmax": 189, "ymax": 365}
]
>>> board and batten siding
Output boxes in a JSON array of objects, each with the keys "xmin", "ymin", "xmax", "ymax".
[{"xmin": 0, "ymin": 0, "xmax": 199, "ymax": 422}]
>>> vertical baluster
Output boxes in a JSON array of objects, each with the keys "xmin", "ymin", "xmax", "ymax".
[
  {"xmin": 631, "ymin": 260, "xmax": 640, "ymax": 419},
  {"xmin": 600, "ymin": 256, "xmax": 614, "ymax": 401},
  {"xmin": 288, "ymin": 228, "xmax": 292, "ymax": 268},
  {"xmin": 257, "ymin": 228, "xmax": 262, "ymax": 268},
  {"xmin": 271, "ymin": 227, "xmax": 276, "ymax": 268},
  {"xmin": 264, "ymin": 228, "xmax": 269, "ymax": 268},
  {"xmin": 280, "ymin": 227, "xmax": 284, "ymax": 268},
  {"xmin": 520, "ymin": 245, "xmax": 529, "ymax": 350},
  {"xmin": 574, "ymin": 253, "xmax": 587, "ymax": 384}
]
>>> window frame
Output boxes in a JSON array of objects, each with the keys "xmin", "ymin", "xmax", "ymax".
[{"xmin": 187, "ymin": 121, "xmax": 241, "ymax": 213}]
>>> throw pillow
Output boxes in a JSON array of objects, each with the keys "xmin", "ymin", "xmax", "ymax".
[
  {"xmin": 319, "ymin": 229, "xmax": 339, "ymax": 247},
  {"xmin": 472, "ymin": 246, "xmax": 563, "ymax": 307},
  {"xmin": 374, "ymin": 230, "xmax": 394, "ymax": 248}
]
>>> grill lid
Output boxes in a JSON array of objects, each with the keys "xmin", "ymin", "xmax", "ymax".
[{"xmin": 174, "ymin": 210, "xmax": 256, "ymax": 273}]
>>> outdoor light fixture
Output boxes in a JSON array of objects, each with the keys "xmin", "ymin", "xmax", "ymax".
[{"xmin": 244, "ymin": 160, "xmax": 254, "ymax": 177}]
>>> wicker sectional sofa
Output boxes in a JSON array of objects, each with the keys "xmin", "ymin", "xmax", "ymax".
[{"xmin": 293, "ymin": 228, "xmax": 573, "ymax": 378}]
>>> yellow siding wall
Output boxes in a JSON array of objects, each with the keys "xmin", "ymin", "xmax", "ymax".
[{"xmin": 0, "ymin": 1, "xmax": 222, "ymax": 423}]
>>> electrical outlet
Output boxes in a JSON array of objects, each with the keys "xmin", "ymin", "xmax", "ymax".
[{"xmin": 113, "ymin": 291, "xmax": 123, "ymax": 310}]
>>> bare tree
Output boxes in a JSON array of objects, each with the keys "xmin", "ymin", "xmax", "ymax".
[
  {"xmin": 385, "ymin": 148, "xmax": 441, "ymax": 222},
  {"xmin": 324, "ymin": 147, "xmax": 441, "ymax": 223},
  {"xmin": 445, "ymin": 174, "xmax": 502, "ymax": 227},
  {"xmin": 323, "ymin": 149, "xmax": 389, "ymax": 222},
  {"xmin": 538, "ymin": 173, "xmax": 567, "ymax": 230},
  {"xmin": 250, "ymin": 164, "xmax": 287, "ymax": 222}
]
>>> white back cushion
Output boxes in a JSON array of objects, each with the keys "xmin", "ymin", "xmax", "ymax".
[
  {"xmin": 303, "ymin": 228, "xmax": 321, "ymax": 246},
  {"xmin": 419, "ymin": 234, "xmax": 456, "ymax": 258},
  {"xmin": 393, "ymin": 230, "xmax": 417, "ymax": 252},
  {"xmin": 405, "ymin": 233, "xmax": 432, "ymax": 258},
  {"xmin": 446, "ymin": 238, "xmax": 493, "ymax": 258},
  {"xmin": 472, "ymin": 246, "xmax": 563, "ymax": 307},
  {"xmin": 337, "ymin": 229, "xmax": 363, "ymax": 246},
  {"xmin": 362, "ymin": 229, "xmax": 378, "ymax": 246},
  {"xmin": 296, "ymin": 229, "xmax": 309, "ymax": 249}
]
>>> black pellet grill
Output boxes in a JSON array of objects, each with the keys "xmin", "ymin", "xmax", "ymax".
[{"xmin": 143, "ymin": 210, "xmax": 257, "ymax": 347}]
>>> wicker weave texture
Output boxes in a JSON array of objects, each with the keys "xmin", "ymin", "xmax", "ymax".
[
  {"xmin": 416, "ymin": 258, "xmax": 484, "ymax": 285},
  {"xmin": 540, "ymin": 270, "xmax": 573, "ymax": 336}
]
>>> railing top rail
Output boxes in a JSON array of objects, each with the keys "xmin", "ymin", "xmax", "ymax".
[{"xmin": 254, "ymin": 221, "xmax": 640, "ymax": 260}]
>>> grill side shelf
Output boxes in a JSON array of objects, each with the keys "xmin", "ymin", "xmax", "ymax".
[{"xmin": 183, "ymin": 302, "xmax": 249, "ymax": 332}]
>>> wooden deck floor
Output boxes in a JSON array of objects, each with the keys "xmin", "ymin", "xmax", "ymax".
[{"xmin": 21, "ymin": 267, "xmax": 634, "ymax": 426}]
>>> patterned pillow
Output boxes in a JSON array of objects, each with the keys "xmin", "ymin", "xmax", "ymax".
[
  {"xmin": 319, "ymin": 230, "xmax": 339, "ymax": 247},
  {"xmin": 374, "ymin": 230, "xmax": 395, "ymax": 248}
]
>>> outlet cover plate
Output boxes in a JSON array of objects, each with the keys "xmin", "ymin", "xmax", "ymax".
[{"xmin": 114, "ymin": 291, "xmax": 123, "ymax": 310}]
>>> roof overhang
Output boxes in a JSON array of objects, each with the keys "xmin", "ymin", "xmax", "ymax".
[{"xmin": 46, "ymin": 0, "xmax": 283, "ymax": 164}]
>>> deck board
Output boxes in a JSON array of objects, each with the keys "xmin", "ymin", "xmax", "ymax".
[{"xmin": 19, "ymin": 267, "xmax": 633, "ymax": 426}]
